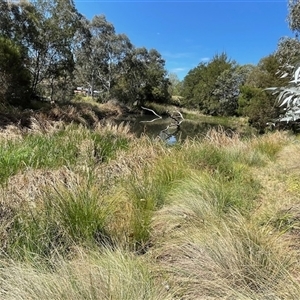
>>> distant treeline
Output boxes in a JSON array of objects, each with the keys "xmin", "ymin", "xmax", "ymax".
[{"xmin": 1, "ymin": 0, "xmax": 300, "ymax": 132}]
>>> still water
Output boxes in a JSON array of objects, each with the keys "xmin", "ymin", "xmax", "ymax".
[{"xmin": 118, "ymin": 114, "xmax": 230, "ymax": 145}]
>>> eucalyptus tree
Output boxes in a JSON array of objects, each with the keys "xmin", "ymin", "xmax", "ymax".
[
  {"xmin": 75, "ymin": 14, "xmax": 133, "ymax": 100},
  {"xmin": 112, "ymin": 47, "xmax": 170, "ymax": 105},
  {"xmin": 167, "ymin": 73, "xmax": 182, "ymax": 96},
  {"xmin": 264, "ymin": 0, "xmax": 300, "ymax": 124},
  {"xmin": 237, "ymin": 55, "xmax": 287, "ymax": 131},
  {"xmin": 0, "ymin": 0, "xmax": 13, "ymax": 38},
  {"xmin": 288, "ymin": 0, "xmax": 300, "ymax": 34},
  {"xmin": 27, "ymin": 0, "xmax": 84, "ymax": 101},
  {"xmin": 0, "ymin": 0, "xmax": 84, "ymax": 102},
  {"xmin": 0, "ymin": 0, "xmax": 36, "ymax": 105},
  {"xmin": 213, "ymin": 64, "xmax": 253, "ymax": 116}
]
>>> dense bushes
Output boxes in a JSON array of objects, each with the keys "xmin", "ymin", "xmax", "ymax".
[{"xmin": 0, "ymin": 37, "xmax": 31, "ymax": 106}]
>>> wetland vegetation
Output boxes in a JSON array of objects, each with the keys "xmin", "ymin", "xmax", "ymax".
[{"xmin": 2, "ymin": 0, "xmax": 300, "ymax": 298}]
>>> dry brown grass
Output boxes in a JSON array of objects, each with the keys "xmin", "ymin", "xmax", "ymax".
[
  {"xmin": 147, "ymin": 130, "xmax": 300, "ymax": 299},
  {"xmin": 204, "ymin": 125, "xmax": 244, "ymax": 147},
  {"xmin": 0, "ymin": 248, "xmax": 173, "ymax": 300},
  {"xmin": 1, "ymin": 120, "xmax": 300, "ymax": 299}
]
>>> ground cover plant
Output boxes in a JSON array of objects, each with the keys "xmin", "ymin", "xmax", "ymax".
[{"xmin": 1, "ymin": 117, "xmax": 300, "ymax": 299}]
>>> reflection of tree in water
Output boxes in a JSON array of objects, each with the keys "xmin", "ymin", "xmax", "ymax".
[{"xmin": 140, "ymin": 107, "xmax": 184, "ymax": 144}]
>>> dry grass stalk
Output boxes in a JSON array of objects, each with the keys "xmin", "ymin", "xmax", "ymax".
[{"xmin": 204, "ymin": 125, "xmax": 243, "ymax": 147}]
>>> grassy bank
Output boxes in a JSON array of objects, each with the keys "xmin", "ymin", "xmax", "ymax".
[{"xmin": 0, "ymin": 119, "xmax": 300, "ymax": 299}]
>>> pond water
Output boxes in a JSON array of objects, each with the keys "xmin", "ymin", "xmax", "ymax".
[{"xmin": 118, "ymin": 114, "xmax": 231, "ymax": 145}]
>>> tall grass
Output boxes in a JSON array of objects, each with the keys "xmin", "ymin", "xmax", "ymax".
[
  {"xmin": 0, "ymin": 248, "xmax": 173, "ymax": 300},
  {"xmin": 120, "ymin": 148, "xmax": 191, "ymax": 252},
  {"xmin": 152, "ymin": 211, "xmax": 299, "ymax": 299},
  {"xmin": 1, "ymin": 123, "xmax": 300, "ymax": 299},
  {"xmin": 5, "ymin": 178, "xmax": 114, "ymax": 262},
  {"xmin": 0, "ymin": 123, "xmax": 130, "ymax": 184}
]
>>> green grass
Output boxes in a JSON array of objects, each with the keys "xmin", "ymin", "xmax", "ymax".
[
  {"xmin": 1, "ymin": 123, "xmax": 300, "ymax": 299},
  {"xmin": 0, "ymin": 124, "xmax": 130, "ymax": 184},
  {"xmin": 6, "ymin": 179, "xmax": 114, "ymax": 262},
  {"xmin": 123, "ymin": 152, "xmax": 189, "ymax": 251}
]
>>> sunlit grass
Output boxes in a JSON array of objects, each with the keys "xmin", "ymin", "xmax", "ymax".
[
  {"xmin": 0, "ymin": 122, "xmax": 300, "ymax": 299},
  {"xmin": 0, "ymin": 248, "xmax": 173, "ymax": 300},
  {"xmin": 0, "ymin": 123, "xmax": 131, "ymax": 184},
  {"xmin": 6, "ymin": 177, "xmax": 115, "ymax": 262},
  {"xmin": 154, "ymin": 213, "xmax": 299, "ymax": 299}
]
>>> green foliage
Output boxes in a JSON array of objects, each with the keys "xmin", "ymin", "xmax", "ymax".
[
  {"xmin": 266, "ymin": 61, "xmax": 300, "ymax": 124},
  {"xmin": 112, "ymin": 47, "xmax": 171, "ymax": 105},
  {"xmin": 181, "ymin": 53, "xmax": 241, "ymax": 115},
  {"xmin": 238, "ymin": 85, "xmax": 278, "ymax": 132},
  {"xmin": 0, "ymin": 125, "xmax": 129, "ymax": 184},
  {"xmin": 213, "ymin": 65, "xmax": 253, "ymax": 116},
  {"xmin": 0, "ymin": 0, "xmax": 84, "ymax": 102},
  {"xmin": 0, "ymin": 37, "xmax": 31, "ymax": 106},
  {"xmin": 0, "ymin": 1, "xmax": 170, "ymax": 106},
  {"xmin": 167, "ymin": 72, "xmax": 183, "ymax": 97},
  {"xmin": 238, "ymin": 54, "xmax": 287, "ymax": 131},
  {"xmin": 7, "ymin": 180, "xmax": 112, "ymax": 261},
  {"xmin": 261, "ymin": 8, "xmax": 300, "ymax": 125},
  {"xmin": 288, "ymin": 0, "xmax": 300, "ymax": 34},
  {"xmin": 276, "ymin": 37, "xmax": 300, "ymax": 72},
  {"xmin": 74, "ymin": 15, "xmax": 170, "ymax": 105}
]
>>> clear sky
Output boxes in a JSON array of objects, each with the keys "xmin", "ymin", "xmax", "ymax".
[{"xmin": 74, "ymin": 0, "xmax": 294, "ymax": 80}]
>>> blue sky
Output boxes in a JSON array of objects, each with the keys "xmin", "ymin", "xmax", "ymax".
[{"xmin": 74, "ymin": 0, "xmax": 294, "ymax": 80}]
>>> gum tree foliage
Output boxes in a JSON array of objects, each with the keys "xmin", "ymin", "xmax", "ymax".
[
  {"xmin": 111, "ymin": 47, "xmax": 170, "ymax": 105},
  {"xmin": 265, "ymin": 1, "xmax": 300, "ymax": 124},
  {"xmin": 288, "ymin": 0, "xmax": 300, "ymax": 34},
  {"xmin": 167, "ymin": 73, "xmax": 183, "ymax": 96},
  {"xmin": 212, "ymin": 64, "xmax": 253, "ymax": 116},
  {"xmin": 238, "ymin": 54, "xmax": 287, "ymax": 131},
  {"xmin": 74, "ymin": 15, "xmax": 170, "ymax": 104},
  {"xmin": 266, "ymin": 59, "xmax": 300, "ymax": 123},
  {"xmin": 27, "ymin": 0, "xmax": 84, "ymax": 101},
  {"xmin": 0, "ymin": 0, "xmax": 170, "ymax": 106},
  {"xmin": 75, "ymin": 15, "xmax": 133, "ymax": 100},
  {"xmin": 0, "ymin": 0, "xmax": 86, "ymax": 102}
]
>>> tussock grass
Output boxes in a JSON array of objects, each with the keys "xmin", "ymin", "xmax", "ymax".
[
  {"xmin": 0, "ymin": 122, "xmax": 131, "ymax": 184},
  {"xmin": 1, "ymin": 122, "xmax": 300, "ymax": 299},
  {"xmin": 5, "ymin": 177, "xmax": 115, "ymax": 262},
  {"xmin": 0, "ymin": 248, "xmax": 173, "ymax": 300},
  {"xmin": 112, "ymin": 146, "xmax": 190, "ymax": 252},
  {"xmin": 154, "ymin": 213, "xmax": 299, "ymax": 299},
  {"xmin": 250, "ymin": 130, "xmax": 290, "ymax": 161}
]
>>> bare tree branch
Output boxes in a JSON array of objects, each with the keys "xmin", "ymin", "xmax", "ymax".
[
  {"xmin": 168, "ymin": 110, "xmax": 184, "ymax": 126},
  {"xmin": 140, "ymin": 106, "xmax": 162, "ymax": 123}
]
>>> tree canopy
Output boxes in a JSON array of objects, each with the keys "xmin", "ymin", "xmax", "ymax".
[
  {"xmin": 0, "ymin": 0, "xmax": 170, "ymax": 106},
  {"xmin": 181, "ymin": 53, "xmax": 249, "ymax": 116}
]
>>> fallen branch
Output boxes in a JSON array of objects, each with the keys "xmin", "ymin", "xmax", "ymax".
[
  {"xmin": 140, "ymin": 106, "xmax": 162, "ymax": 123},
  {"xmin": 168, "ymin": 111, "xmax": 184, "ymax": 126}
]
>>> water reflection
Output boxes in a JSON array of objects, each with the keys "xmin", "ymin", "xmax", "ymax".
[{"xmin": 122, "ymin": 115, "xmax": 228, "ymax": 144}]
